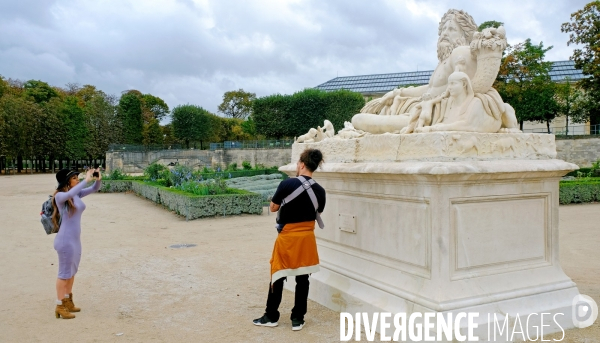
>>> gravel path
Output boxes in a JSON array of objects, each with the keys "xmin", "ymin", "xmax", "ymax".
[{"xmin": 0, "ymin": 174, "xmax": 598, "ymax": 342}]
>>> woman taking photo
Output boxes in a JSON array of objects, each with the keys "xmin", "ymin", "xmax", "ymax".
[{"xmin": 52, "ymin": 167, "xmax": 101, "ymax": 319}]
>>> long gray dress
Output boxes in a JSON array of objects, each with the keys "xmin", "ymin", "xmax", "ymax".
[{"xmin": 53, "ymin": 180, "xmax": 101, "ymax": 279}]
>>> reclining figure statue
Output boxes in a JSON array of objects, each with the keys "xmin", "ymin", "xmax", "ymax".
[{"xmin": 351, "ymin": 9, "xmax": 520, "ymax": 134}]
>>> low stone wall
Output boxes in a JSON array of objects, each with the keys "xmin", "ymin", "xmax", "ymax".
[
  {"xmin": 105, "ymin": 137, "xmax": 600, "ymax": 173},
  {"xmin": 556, "ymin": 136, "xmax": 600, "ymax": 167},
  {"xmin": 105, "ymin": 148, "xmax": 291, "ymax": 173}
]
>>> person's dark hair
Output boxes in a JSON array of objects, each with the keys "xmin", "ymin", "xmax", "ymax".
[{"xmin": 299, "ymin": 149, "xmax": 323, "ymax": 172}]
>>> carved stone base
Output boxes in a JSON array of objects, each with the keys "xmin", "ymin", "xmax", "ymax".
[
  {"xmin": 281, "ymin": 159, "xmax": 580, "ymax": 340},
  {"xmin": 291, "ymin": 132, "xmax": 556, "ymax": 163}
]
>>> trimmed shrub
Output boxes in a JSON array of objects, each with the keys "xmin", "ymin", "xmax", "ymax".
[
  {"xmin": 559, "ymin": 180, "xmax": 600, "ymax": 204},
  {"xmin": 253, "ymin": 88, "xmax": 365, "ymax": 139},
  {"xmin": 99, "ymin": 180, "xmax": 132, "ymax": 193},
  {"xmin": 96, "ymin": 180, "xmax": 262, "ymax": 219}
]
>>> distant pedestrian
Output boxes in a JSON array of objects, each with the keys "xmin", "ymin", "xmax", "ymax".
[
  {"xmin": 52, "ymin": 168, "xmax": 101, "ymax": 319},
  {"xmin": 253, "ymin": 149, "xmax": 326, "ymax": 331}
]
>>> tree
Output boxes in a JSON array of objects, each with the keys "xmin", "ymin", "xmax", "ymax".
[
  {"xmin": 33, "ymin": 97, "xmax": 67, "ymax": 172},
  {"xmin": 494, "ymin": 39, "xmax": 557, "ymax": 130},
  {"xmin": 143, "ymin": 118, "xmax": 164, "ymax": 146},
  {"xmin": 478, "ymin": 20, "xmax": 504, "ymax": 31},
  {"xmin": 161, "ymin": 124, "xmax": 179, "ymax": 147},
  {"xmin": 0, "ymin": 95, "xmax": 39, "ymax": 172},
  {"xmin": 241, "ymin": 116, "xmax": 258, "ymax": 138},
  {"xmin": 141, "ymin": 94, "xmax": 169, "ymax": 122},
  {"xmin": 80, "ymin": 88, "xmax": 119, "ymax": 163},
  {"xmin": 218, "ymin": 89, "xmax": 256, "ymax": 119},
  {"xmin": 171, "ymin": 104, "xmax": 219, "ymax": 149},
  {"xmin": 62, "ymin": 96, "xmax": 88, "ymax": 164},
  {"xmin": 555, "ymin": 79, "xmax": 589, "ymax": 134},
  {"xmin": 118, "ymin": 91, "xmax": 144, "ymax": 144},
  {"xmin": 561, "ymin": 1, "xmax": 600, "ymax": 125},
  {"xmin": 23, "ymin": 80, "xmax": 59, "ymax": 103}
]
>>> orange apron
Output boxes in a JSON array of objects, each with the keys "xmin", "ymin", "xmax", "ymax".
[{"xmin": 270, "ymin": 221, "xmax": 320, "ymax": 283}]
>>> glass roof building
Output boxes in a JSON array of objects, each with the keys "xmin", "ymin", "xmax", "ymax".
[{"xmin": 315, "ymin": 60, "xmax": 585, "ymax": 97}]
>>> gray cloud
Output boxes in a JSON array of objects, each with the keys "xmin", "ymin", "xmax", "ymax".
[{"xmin": 0, "ymin": 0, "xmax": 589, "ymax": 118}]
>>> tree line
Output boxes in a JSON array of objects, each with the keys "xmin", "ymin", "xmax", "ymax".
[
  {"xmin": 2, "ymin": 1, "xmax": 600, "ymax": 174},
  {"xmin": 0, "ymin": 80, "xmax": 257, "ymax": 173},
  {"xmin": 481, "ymin": 1, "xmax": 600, "ymax": 131}
]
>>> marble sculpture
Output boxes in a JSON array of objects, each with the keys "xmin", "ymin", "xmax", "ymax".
[{"xmin": 296, "ymin": 9, "xmax": 522, "ymax": 142}]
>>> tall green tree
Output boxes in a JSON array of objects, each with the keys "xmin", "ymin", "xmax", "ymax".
[
  {"xmin": 62, "ymin": 96, "xmax": 88, "ymax": 163},
  {"xmin": 24, "ymin": 80, "xmax": 59, "ymax": 103},
  {"xmin": 0, "ymin": 95, "xmax": 39, "ymax": 172},
  {"xmin": 494, "ymin": 39, "xmax": 558, "ymax": 130},
  {"xmin": 79, "ymin": 87, "xmax": 119, "ymax": 162},
  {"xmin": 171, "ymin": 104, "xmax": 218, "ymax": 149},
  {"xmin": 32, "ymin": 97, "xmax": 67, "ymax": 172},
  {"xmin": 555, "ymin": 79, "xmax": 591, "ymax": 134},
  {"xmin": 218, "ymin": 89, "xmax": 256, "ymax": 119},
  {"xmin": 561, "ymin": 1, "xmax": 600, "ymax": 125},
  {"xmin": 118, "ymin": 91, "xmax": 144, "ymax": 144}
]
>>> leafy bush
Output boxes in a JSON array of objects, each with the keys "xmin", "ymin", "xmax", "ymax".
[
  {"xmin": 242, "ymin": 161, "xmax": 252, "ymax": 170},
  {"xmin": 144, "ymin": 162, "xmax": 168, "ymax": 181},
  {"xmin": 169, "ymin": 165, "xmax": 194, "ymax": 187},
  {"xmin": 226, "ymin": 162, "xmax": 238, "ymax": 171},
  {"xmin": 177, "ymin": 178, "xmax": 229, "ymax": 196},
  {"xmin": 104, "ymin": 168, "xmax": 127, "ymax": 180}
]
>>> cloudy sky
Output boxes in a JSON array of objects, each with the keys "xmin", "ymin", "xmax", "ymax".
[{"xmin": 0, "ymin": 0, "xmax": 589, "ymax": 119}]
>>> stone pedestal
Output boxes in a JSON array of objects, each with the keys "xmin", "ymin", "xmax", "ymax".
[{"xmin": 281, "ymin": 133, "xmax": 580, "ymax": 341}]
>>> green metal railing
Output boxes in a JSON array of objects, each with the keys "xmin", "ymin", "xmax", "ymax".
[{"xmin": 210, "ymin": 140, "xmax": 294, "ymax": 151}]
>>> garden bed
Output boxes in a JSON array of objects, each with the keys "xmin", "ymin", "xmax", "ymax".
[
  {"xmin": 559, "ymin": 179, "xmax": 600, "ymax": 205},
  {"xmin": 100, "ymin": 180, "xmax": 262, "ymax": 219}
]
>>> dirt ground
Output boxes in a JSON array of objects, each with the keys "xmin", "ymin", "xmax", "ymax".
[{"xmin": 0, "ymin": 174, "xmax": 598, "ymax": 343}]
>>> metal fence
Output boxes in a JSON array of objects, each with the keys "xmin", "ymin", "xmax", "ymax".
[
  {"xmin": 108, "ymin": 144, "xmax": 183, "ymax": 152},
  {"xmin": 523, "ymin": 124, "xmax": 599, "ymax": 136},
  {"xmin": 209, "ymin": 140, "xmax": 294, "ymax": 151}
]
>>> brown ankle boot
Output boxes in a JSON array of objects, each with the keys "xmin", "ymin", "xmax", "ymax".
[
  {"xmin": 65, "ymin": 293, "xmax": 80, "ymax": 312},
  {"xmin": 55, "ymin": 299, "xmax": 76, "ymax": 319}
]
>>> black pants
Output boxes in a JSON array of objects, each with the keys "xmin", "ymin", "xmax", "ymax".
[{"xmin": 264, "ymin": 274, "xmax": 310, "ymax": 322}]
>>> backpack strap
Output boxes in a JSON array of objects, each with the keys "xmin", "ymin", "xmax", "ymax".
[{"xmin": 277, "ymin": 176, "xmax": 324, "ymax": 229}]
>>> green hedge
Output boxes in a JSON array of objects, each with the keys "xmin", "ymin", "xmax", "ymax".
[
  {"xmin": 559, "ymin": 180, "xmax": 600, "ymax": 205},
  {"xmin": 100, "ymin": 180, "xmax": 132, "ymax": 193},
  {"xmin": 100, "ymin": 180, "xmax": 263, "ymax": 219},
  {"xmin": 196, "ymin": 168, "xmax": 286, "ymax": 180},
  {"xmin": 253, "ymin": 88, "xmax": 365, "ymax": 139}
]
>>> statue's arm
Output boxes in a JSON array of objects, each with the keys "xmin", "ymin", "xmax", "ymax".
[{"xmin": 399, "ymin": 85, "xmax": 428, "ymax": 98}]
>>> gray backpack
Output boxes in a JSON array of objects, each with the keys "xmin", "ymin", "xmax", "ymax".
[
  {"xmin": 40, "ymin": 196, "xmax": 65, "ymax": 235},
  {"xmin": 275, "ymin": 176, "xmax": 325, "ymax": 232}
]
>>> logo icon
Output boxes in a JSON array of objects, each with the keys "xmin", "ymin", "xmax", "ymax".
[{"xmin": 572, "ymin": 294, "xmax": 598, "ymax": 328}]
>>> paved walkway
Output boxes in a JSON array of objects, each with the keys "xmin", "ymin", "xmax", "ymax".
[{"xmin": 0, "ymin": 174, "xmax": 598, "ymax": 342}]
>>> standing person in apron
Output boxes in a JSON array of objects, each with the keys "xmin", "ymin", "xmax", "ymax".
[{"xmin": 253, "ymin": 148, "xmax": 326, "ymax": 331}]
